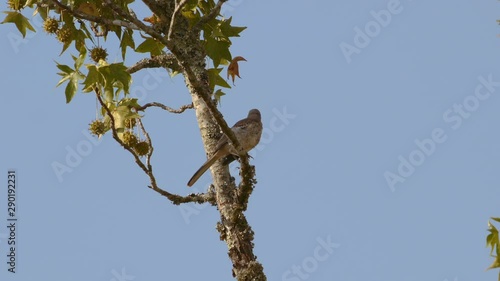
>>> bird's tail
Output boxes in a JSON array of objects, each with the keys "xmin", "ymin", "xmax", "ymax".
[{"xmin": 187, "ymin": 149, "xmax": 226, "ymax": 187}]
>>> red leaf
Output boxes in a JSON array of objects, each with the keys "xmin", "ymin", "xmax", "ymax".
[{"xmin": 227, "ymin": 56, "xmax": 247, "ymax": 84}]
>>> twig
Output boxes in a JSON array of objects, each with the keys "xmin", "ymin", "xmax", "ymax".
[
  {"xmin": 168, "ymin": 0, "xmax": 188, "ymax": 40},
  {"xmin": 137, "ymin": 102, "xmax": 193, "ymax": 113},
  {"xmin": 136, "ymin": 117, "xmax": 154, "ymax": 169}
]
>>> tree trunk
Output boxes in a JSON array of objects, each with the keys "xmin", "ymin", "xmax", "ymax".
[{"xmin": 163, "ymin": 6, "xmax": 267, "ymax": 281}]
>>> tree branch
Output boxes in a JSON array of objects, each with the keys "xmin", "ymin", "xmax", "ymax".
[
  {"xmin": 180, "ymin": 66, "xmax": 248, "ymax": 164},
  {"xmin": 236, "ymin": 158, "xmax": 256, "ymax": 211},
  {"xmin": 48, "ymin": 0, "xmax": 140, "ymax": 30},
  {"xmin": 168, "ymin": 0, "xmax": 188, "ymax": 40},
  {"xmin": 137, "ymin": 102, "xmax": 193, "ymax": 113},
  {"xmin": 126, "ymin": 54, "xmax": 180, "ymax": 74},
  {"xmin": 94, "ymin": 88, "xmax": 213, "ymax": 205},
  {"xmin": 103, "ymin": 0, "xmax": 169, "ymax": 45}
]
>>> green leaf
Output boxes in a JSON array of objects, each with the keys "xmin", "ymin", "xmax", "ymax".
[
  {"xmin": 207, "ymin": 68, "xmax": 231, "ymax": 91},
  {"xmin": 201, "ymin": 17, "xmax": 220, "ymax": 38},
  {"xmin": 56, "ymin": 63, "xmax": 75, "ymax": 87},
  {"xmin": 214, "ymin": 89, "xmax": 225, "ymax": 102},
  {"xmin": 103, "ymin": 63, "xmax": 132, "ymax": 95},
  {"xmin": 82, "ymin": 64, "xmax": 102, "ymax": 92},
  {"xmin": 198, "ymin": 0, "xmax": 216, "ymax": 15},
  {"xmin": 61, "ymin": 70, "xmax": 84, "ymax": 103},
  {"xmin": 492, "ymin": 217, "xmax": 500, "ymax": 223},
  {"xmin": 104, "ymin": 86, "xmax": 114, "ymax": 103},
  {"xmin": 56, "ymin": 63, "xmax": 74, "ymax": 75},
  {"xmin": 205, "ymin": 36, "xmax": 231, "ymax": 67},
  {"xmin": 1, "ymin": 11, "xmax": 36, "ymax": 38},
  {"xmin": 120, "ymin": 29, "xmax": 135, "ymax": 60},
  {"xmin": 112, "ymin": 105, "xmax": 130, "ymax": 131},
  {"xmin": 487, "ymin": 221, "xmax": 500, "ymax": 255},
  {"xmin": 219, "ymin": 17, "xmax": 246, "ymax": 38},
  {"xmin": 74, "ymin": 47, "xmax": 87, "ymax": 70},
  {"xmin": 56, "ymin": 74, "xmax": 71, "ymax": 87},
  {"xmin": 25, "ymin": 0, "xmax": 36, "ymax": 8},
  {"xmin": 34, "ymin": 6, "xmax": 47, "ymax": 20},
  {"xmin": 8, "ymin": 0, "xmax": 25, "ymax": 10},
  {"xmin": 60, "ymin": 40, "xmax": 72, "ymax": 56},
  {"xmin": 74, "ymin": 29, "xmax": 87, "ymax": 53},
  {"xmin": 118, "ymin": 98, "xmax": 141, "ymax": 111},
  {"xmin": 59, "ymin": 22, "xmax": 77, "ymax": 55},
  {"xmin": 181, "ymin": 0, "xmax": 200, "ymax": 26},
  {"xmin": 79, "ymin": 21, "xmax": 95, "ymax": 45},
  {"xmin": 487, "ymin": 257, "xmax": 500, "ymax": 270},
  {"xmin": 135, "ymin": 37, "xmax": 164, "ymax": 56},
  {"xmin": 65, "ymin": 73, "xmax": 79, "ymax": 103}
]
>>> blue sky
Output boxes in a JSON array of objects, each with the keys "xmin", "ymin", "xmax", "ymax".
[{"xmin": 1, "ymin": 0, "xmax": 500, "ymax": 281}]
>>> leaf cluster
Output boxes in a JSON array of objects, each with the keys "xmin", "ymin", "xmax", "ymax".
[
  {"xmin": 1, "ymin": 0, "xmax": 246, "ymax": 104},
  {"xmin": 487, "ymin": 218, "xmax": 500, "ymax": 280}
]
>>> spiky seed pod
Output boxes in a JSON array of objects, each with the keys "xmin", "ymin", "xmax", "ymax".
[
  {"xmin": 43, "ymin": 17, "xmax": 59, "ymax": 34},
  {"xmin": 56, "ymin": 25, "xmax": 72, "ymax": 43},
  {"xmin": 7, "ymin": 0, "xmax": 26, "ymax": 10},
  {"xmin": 125, "ymin": 118, "xmax": 137, "ymax": 129},
  {"xmin": 134, "ymin": 141, "xmax": 150, "ymax": 157},
  {"xmin": 89, "ymin": 120, "xmax": 106, "ymax": 136},
  {"xmin": 122, "ymin": 131, "xmax": 138, "ymax": 147},
  {"xmin": 90, "ymin": 47, "xmax": 108, "ymax": 63}
]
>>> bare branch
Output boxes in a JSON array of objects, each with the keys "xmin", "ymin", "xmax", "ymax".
[
  {"xmin": 94, "ymin": 88, "xmax": 210, "ymax": 205},
  {"xmin": 137, "ymin": 102, "xmax": 193, "ymax": 113},
  {"xmin": 49, "ymin": 0, "xmax": 139, "ymax": 30},
  {"xmin": 149, "ymin": 186, "xmax": 216, "ymax": 205},
  {"xmin": 126, "ymin": 54, "xmax": 180, "ymax": 74},
  {"xmin": 168, "ymin": 0, "xmax": 188, "ymax": 40}
]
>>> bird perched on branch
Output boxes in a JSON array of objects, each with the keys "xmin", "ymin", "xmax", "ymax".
[{"xmin": 187, "ymin": 109, "xmax": 263, "ymax": 187}]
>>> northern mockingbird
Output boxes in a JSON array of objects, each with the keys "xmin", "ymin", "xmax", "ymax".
[{"xmin": 187, "ymin": 109, "xmax": 263, "ymax": 187}]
